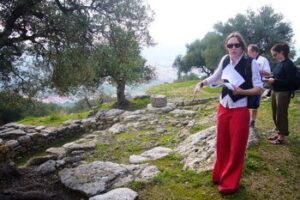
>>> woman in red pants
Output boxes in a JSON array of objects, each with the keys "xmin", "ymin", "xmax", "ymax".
[{"xmin": 194, "ymin": 32, "xmax": 263, "ymax": 195}]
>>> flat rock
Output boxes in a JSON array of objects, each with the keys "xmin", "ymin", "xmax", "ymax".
[{"xmin": 89, "ymin": 188, "xmax": 138, "ymax": 200}]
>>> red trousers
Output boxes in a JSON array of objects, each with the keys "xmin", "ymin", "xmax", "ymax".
[{"xmin": 213, "ymin": 104, "xmax": 250, "ymax": 194}]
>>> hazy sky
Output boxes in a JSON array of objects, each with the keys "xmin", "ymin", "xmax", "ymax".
[{"xmin": 142, "ymin": 0, "xmax": 300, "ymax": 67}]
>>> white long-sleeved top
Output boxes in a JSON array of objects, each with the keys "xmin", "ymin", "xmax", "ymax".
[
  {"xmin": 205, "ymin": 54, "xmax": 264, "ymax": 109},
  {"xmin": 256, "ymin": 55, "xmax": 271, "ymax": 74}
]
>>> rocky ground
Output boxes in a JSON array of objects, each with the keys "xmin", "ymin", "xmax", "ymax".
[
  {"xmin": 0, "ymin": 166, "xmax": 86, "ymax": 200},
  {"xmin": 0, "ymin": 99, "xmax": 224, "ymax": 200}
]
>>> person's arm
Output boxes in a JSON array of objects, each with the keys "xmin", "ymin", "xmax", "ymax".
[
  {"xmin": 233, "ymin": 86, "xmax": 262, "ymax": 96},
  {"xmin": 261, "ymin": 70, "xmax": 271, "ymax": 77},
  {"xmin": 262, "ymin": 57, "xmax": 271, "ymax": 74},
  {"xmin": 265, "ymin": 60, "xmax": 295, "ymax": 88},
  {"xmin": 194, "ymin": 55, "xmax": 226, "ymax": 91}
]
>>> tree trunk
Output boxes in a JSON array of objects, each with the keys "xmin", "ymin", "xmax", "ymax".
[
  {"xmin": 116, "ymin": 80, "xmax": 129, "ymax": 108},
  {"xmin": 84, "ymin": 96, "xmax": 92, "ymax": 109}
]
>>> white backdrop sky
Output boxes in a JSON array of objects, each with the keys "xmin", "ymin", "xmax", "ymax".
[{"xmin": 142, "ymin": 0, "xmax": 300, "ymax": 67}]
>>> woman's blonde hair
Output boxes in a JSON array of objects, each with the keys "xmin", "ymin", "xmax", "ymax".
[{"xmin": 224, "ymin": 31, "xmax": 247, "ymax": 52}]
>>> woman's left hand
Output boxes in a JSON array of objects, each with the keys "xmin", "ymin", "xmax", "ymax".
[
  {"xmin": 264, "ymin": 78, "xmax": 275, "ymax": 84},
  {"xmin": 232, "ymin": 86, "xmax": 243, "ymax": 95}
]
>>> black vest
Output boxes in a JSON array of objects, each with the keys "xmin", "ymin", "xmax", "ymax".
[{"xmin": 221, "ymin": 56, "xmax": 253, "ymax": 102}]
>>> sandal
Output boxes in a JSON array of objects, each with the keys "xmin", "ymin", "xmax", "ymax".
[
  {"xmin": 266, "ymin": 128, "xmax": 279, "ymax": 134},
  {"xmin": 270, "ymin": 138, "xmax": 284, "ymax": 145},
  {"xmin": 267, "ymin": 135, "xmax": 278, "ymax": 140}
]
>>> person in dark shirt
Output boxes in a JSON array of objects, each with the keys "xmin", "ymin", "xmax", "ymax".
[{"xmin": 264, "ymin": 43, "xmax": 296, "ymax": 144}]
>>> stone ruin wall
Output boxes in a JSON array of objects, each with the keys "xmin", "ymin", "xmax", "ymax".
[
  {"xmin": 0, "ymin": 97, "xmax": 215, "ymax": 164},
  {"xmin": 0, "ymin": 110, "xmax": 118, "ymax": 163}
]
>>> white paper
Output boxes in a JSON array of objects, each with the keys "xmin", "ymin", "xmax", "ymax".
[
  {"xmin": 221, "ymin": 65, "xmax": 245, "ymax": 87},
  {"xmin": 223, "ymin": 82, "xmax": 235, "ymax": 90}
]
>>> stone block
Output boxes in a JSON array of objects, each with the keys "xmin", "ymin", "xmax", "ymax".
[{"xmin": 150, "ymin": 95, "xmax": 167, "ymax": 107}]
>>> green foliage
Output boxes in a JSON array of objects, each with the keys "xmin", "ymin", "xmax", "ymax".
[
  {"xmin": 1, "ymin": 0, "xmax": 91, "ymax": 94},
  {"xmin": 0, "ymin": 0, "xmax": 154, "ymax": 103},
  {"xmin": 92, "ymin": 28, "xmax": 155, "ymax": 107},
  {"xmin": 173, "ymin": 40, "xmax": 205, "ymax": 74},
  {"xmin": 51, "ymin": 47, "xmax": 99, "ymax": 95},
  {"xmin": 295, "ymin": 57, "xmax": 300, "ymax": 65},
  {"xmin": 200, "ymin": 32, "xmax": 225, "ymax": 68},
  {"xmin": 50, "ymin": 1, "xmax": 155, "ymax": 107},
  {"xmin": 173, "ymin": 32, "xmax": 225, "ymax": 77},
  {"xmin": 174, "ymin": 5, "xmax": 295, "ymax": 76},
  {"xmin": 0, "ymin": 91, "xmax": 62, "ymax": 125},
  {"xmin": 214, "ymin": 5, "xmax": 294, "ymax": 61},
  {"xmin": 173, "ymin": 32, "xmax": 225, "ymax": 75},
  {"xmin": 0, "ymin": 91, "xmax": 26, "ymax": 124}
]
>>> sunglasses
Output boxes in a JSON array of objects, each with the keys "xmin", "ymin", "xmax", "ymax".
[{"xmin": 226, "ymin": 43, "xmax": 241, "ymax": 49}]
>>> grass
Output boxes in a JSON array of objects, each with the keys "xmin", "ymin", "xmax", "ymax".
[
  {"xmin": 237, "ymin": 95, "xmax": 300, "ymax": 200},
  {"xmin": 86, "ymin": 126, "xmax": 179, "ymax": 164},
  {"xmin": 15, "ymin": 151, "xmax": 48, "ymax": 167},
  {"xmin": 17, "ymin": 97, "xmax": 150, "ymax": 126},
  {"xmin": 147, "ymin": 80, "xmax": 221, "ymax": 100},
  {"xmin": 18, "ymin": 112, "xmax": 89, "ymax": 126},
  {"xmin": 15, "ymin": 80, "xmax": 300, "ymax": 199},
  {"xmin": 134, "ymin": 154, "xmax": 220, "ymax": 200},
  {"xmin": 98, "ymin": 96, "xmax": 150, "ymax": 111},
  {"xmin": 135, "ymin": 84, "xmax": 300, "ymax": 199}
]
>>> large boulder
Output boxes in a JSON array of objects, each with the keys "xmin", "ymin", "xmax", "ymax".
[{"xmin": 59, "ymin": 161, "xmax": 159, "ymax": 197}]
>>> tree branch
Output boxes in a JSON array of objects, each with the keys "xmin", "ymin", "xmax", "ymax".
[{"xmin": 0, "ymin": 0, "xmax": 43, "ymax": 40}]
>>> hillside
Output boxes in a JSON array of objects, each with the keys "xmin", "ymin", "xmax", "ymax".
[
  {"xmin": 147, "ymin": 81, "xmax": 300, "ymax": 200},
  {"xmin": 1, "ymin": 80, "xmax": 300, "ymax": 200}
]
